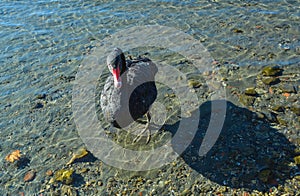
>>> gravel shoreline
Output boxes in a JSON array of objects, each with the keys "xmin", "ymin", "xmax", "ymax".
[{"xmin": 1, "ymin": 61, "xmax": 299, "ymax": 195}]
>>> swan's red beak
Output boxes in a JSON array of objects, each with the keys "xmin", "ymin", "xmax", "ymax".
[{"xmin": 112, "ymin": 67, "xmax": 122, "ymax": 88}]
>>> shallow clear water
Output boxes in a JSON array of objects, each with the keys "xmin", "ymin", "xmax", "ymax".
[{"xmin": 1, "ymin": 0, "xmax": 300, "ymax": 194}]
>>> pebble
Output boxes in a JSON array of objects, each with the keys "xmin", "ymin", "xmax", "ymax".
[
  {"xmin": 244, "ymin": 87, "xmax": 257, "ymax": 96},
  {"xmin": 232, "ymin": 28, "xmax": 244, "ymax": 33},
  {"xmin": 33, "ymin": 102, "xmax": 44, "ymax": 109},
  {"xmin": 257, "ymin": 169, "xmax": 271, "ymax": 183},
  {"xmin": 239, "ymin": 94, "xmax": 256, "ymax": 106},
  {"xmin": 290, "ymin": 106, "xmax": 300, "ymax": 116},
  {"xmin": 158, "ymin": 180, "xmax": 164, "ymax": 188},
  {"xmin": 97, "ymin": 180, "xmax": 103, "ymax": 186},
  {"xmin": 36, "ymin": 93, "xmax": 47, "ymax": 99},
  {"xmin": 276, "ymin": 115, "xmax": 287, "ymax": 125},
  {"xmin": 261, "ymin": 66, "xmax": 283, "ymax": 76},
  {"xmin": 272, "ymin": 105, "xmax": 284, "ymax": 112},
  {"xmin": 279, "ymin": 84, "xmax": 296, "ymax": 93},
  {"xmin": 294, "ymin": 155, "xmax": 300, "ymax": 165},
  {"xmin": 24, "ymin": 170, "xmax": 36, "ymax": 182},
  {"xmin": 188, "ymin": 79, "xmax": 201, "ymax": 88},
  {"xmin": 261, "ymin": 77, "xmax": 280, "ymax": 85},
  {"xmin": 46, "ymin": 170, "xmax": 53, "ymax": 176}
]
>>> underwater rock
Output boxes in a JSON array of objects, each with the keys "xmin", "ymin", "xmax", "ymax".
[
  {"xmin": 279, "ymin": 84, "xmax": 296, "ymax": 93},
  {"xmin": 33, "ymin": 102, "xmax": 44, "ymax": 109},
  {"xmin": 272, "ymin": 105, "xmax": 284, "ymax": 112},
  {"xmin": 46, "ymin": 170, "xmax": 53, "ymax": 176},
  {"xmin": 294, "ymin": 155, "xmax": 300, "ymax": 165},
  {"xmin": 239, "ymin": 94, "xmax": 256, "ymax": 106},
  {"xmin": 261, "ymin": 77, "xmax": 280, "ymax": 85},
  {"xmin": 188, "ymin": 79, "xmax": 201, "ymax": 89},
  {"xmin": 276, "ymin": 115, "xmax": 287, "ymax": 125},
  {"xmin": 36, "ymin": 93, "xmax": 47, "ymax": 99},
  {"xmin": 24, "ymin": 170, "xmax": 36, "ymax": 182},
  {"xmin": 232, "ymin": 28, "xmax": 244, "ymax": 33},
  {"xmin": 262, "ymin": 66, "xmax": 283, "ymax": 76},
  {"xmin": 51, "ymin": 168, "xmax": 74, "ymax": 185},
  {"xmin": 244, "ymin": 87, "xmax": 257, "ymax": 96},
  {"xmin": 294, "ymin": 172, "xmax": 300, "ymax": 180},
  {"xmin": 66, "ymin": 148, "xmax": 89, "ymax": 165},
  {"xmin": 164, "ymin": 93, "xmax": 176, "ymax": 98},
  {"xmin": 257, "ymin": 168, "xmax": 272, "ymax": 183},
  {"xmin": 61, "ymin": 185, "xmax": 77, "ymax": 196},
  {"xmin": 290, "ymin": 106, "xmax": 300, "ymax": 116}
]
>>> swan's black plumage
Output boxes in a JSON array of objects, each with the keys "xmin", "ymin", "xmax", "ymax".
[{"xmin": 100, "ymin": 48, "xmax": 157, "ymax": 131}]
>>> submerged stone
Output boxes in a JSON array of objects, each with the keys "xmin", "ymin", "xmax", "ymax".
[
  {"xmin": 261, "ymin": 77, "xmax": 280, "ymax": 85},
  {"xmin": 276, "ymin": 115, "xmax": 287, "ymax": 125},
  {"xmin": 66, "ymin": 148, "xmax": 89, "ymax": 165},
  {"xmin": 232, "ymin": 28, "xmax": 244, "ymax": 33},
  {"xmin": 258, "ymin": 169, "xmax": 272, "ymax": 183},
  {"xmin": 24, "ymin": 170, "xmax": 36, "ymax": 182},
  {"xmin": 294, "ymin": 155, "xmax": 300, "ymax": 165},
  {"xmin": 291, "ymin": 106, "xmax": 300, "ymax": 116},
  {"xmin": 36, "ymin": 93, "xmax": 47, "ymax": 99},
  {"xmin": 244, "ymin": 87, "xmax": 257, "ymax": 96},
  {"xmin": 239, "ymin": 94, "xmax": 255, "ymax": 106},
  {"xmin": 279, "ymin": 84, "xmax": 296, "ymax": 93},
  {"xmin": 33, "ymin": 102, "xmax": 44, "ymax": 109},
  {"xmin": 272, "ymin": 105, "xmax": 284, "ymax": 112},
  {"xmin": 52, "ymin": 168, "xmax": 74, "ymax": 185},
  {"xmin": 188, "ymin": 79, "xmax": 201, "ymax": 88},
  {"xmin": 262, "ymin": 66, "xmax": 283, "ymax": 76}
]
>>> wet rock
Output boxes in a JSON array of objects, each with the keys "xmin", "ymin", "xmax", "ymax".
[
  {"xmin": 276, "ymin": 115, "xmax": 287, "ymax": 125},
  {"xmin": 33, "ymin": 102, "xmax": 44, "ymax": 109},
  {"xmin": 290, "ymin": 106, "xmax": 300, "ymax": 116},
  {"xmin": 79, "ymin": 168, "xmax": 89, "ymax": 174},
  {"xmin": 46, "ymin": 170, "xmax": 53, "ymax": 176},
  {"xmin": 66, "ymin": 148, "xmax": 89, "ymax": 165},
  {"xmin": 255, "ymin": 112, "xmax": 265, "ymax": 119},
  {"xmin": 274, "ymin": 23, "xmax": 291, "ymax": 30},
  {"xmin": 97, "ymin": 180, "xmax": 103, "ymax": 186},
  {"xmin": 239, "ymin": 94, "xmax": 255, "ymax": 106},
  {"xmin": 51, "ymin": 168, "xmax": 74, "ymax": 185},
  {"xmin": 36, "ymin": 93, "xmax": 47, "ymax": 99},
  {"xmin": 188, "ymin": 79, "xmax": 201, "ymax": 88},
  {"xmin": 60, "ymin": 75, "xmax": 76, "ymax": 82},
  {"xmin": 272, "ymin": 105, "xmax": 284, "ymax": 112},
  {"xmin": 244, "ymin": 87, "xmax": 257, "ymax": 96},
  {"xmin": 262, "ymin": 66, "xmax": 283, "ymax": 76},
  {"xmin": 268, "ymin": 52, "xmax": 276, "ymax": 59},
  {"xmin": 261, "ymin": 77, "xmax": 280, "ymax": 85},
  {"xmin": 181, "ymin": 188, "xmax": 191, "ymax": 195},
  {"xmin": 294, "ymin": 172, "xmax": 300, "ymax": 180},
  {"xmin": 164, "ymin": 93, "xmax": 176, "ymax": 98},
  {"xmin": 292, "ymin": 138, "xmax": 300, "ymax": 145},
  {"xmin": 61, "ymin": 185, "xmax": 77, "ymax": 196},
  {"xmin": 279, "ymin": 84, "xmax": 296, "ymax": 93},
  {"xmin": 294, "ymin": 155, "xmax": 300, "ymax": 165},
  {"xmin": 260, "ymin": 110, "xmax": 277, "ymax": 122},
  {"xmin": 24, "ymin": 170, "xmax": 36, "ymax": 182},
  {"xmin": 232, "ymin": 28, "xmax": 244, "ymax": 33},
  {"xmin": 257, "ymin": 168, "xmax": 272, "ymax": 183}
]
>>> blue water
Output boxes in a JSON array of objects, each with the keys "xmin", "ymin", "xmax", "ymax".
[{"xmin": 1, "ymin": 0, "xmax": 300, "ymax": 194}]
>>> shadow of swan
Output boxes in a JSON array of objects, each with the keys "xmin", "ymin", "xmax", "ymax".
[{"xmin": 165, "ymin": 100, "xmax": 296, "ymax": 192}]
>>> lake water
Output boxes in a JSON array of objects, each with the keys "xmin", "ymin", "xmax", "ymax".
[{"xmin": 1, "ymin": 0, "xmax": 300, "ymax": 195}]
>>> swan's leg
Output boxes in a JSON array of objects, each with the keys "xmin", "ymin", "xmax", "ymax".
[
  {"xmin": 133, "ymin": 112, "xmax": 151, "ymax": 144},
  {"xmin": 145, "ymin": 112, "xmax": 151, "ymax": 143}
]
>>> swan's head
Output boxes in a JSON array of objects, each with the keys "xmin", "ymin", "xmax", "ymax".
[{"xmin": 107, "ymin": 48, "xmax": 126, "ymax": 88}]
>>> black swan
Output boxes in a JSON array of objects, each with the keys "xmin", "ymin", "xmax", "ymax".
[{"xmin": 100, "ymin": 48, "xmax": 158, "ymax": 143}]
